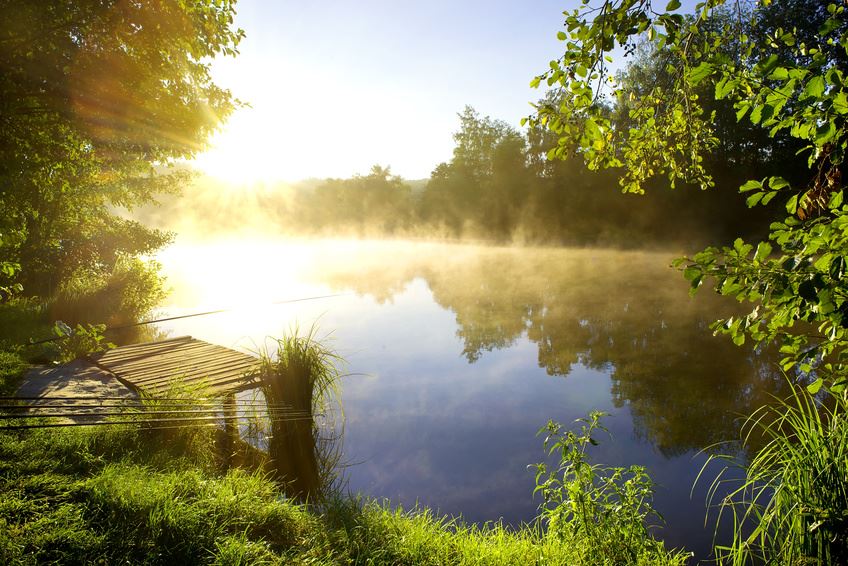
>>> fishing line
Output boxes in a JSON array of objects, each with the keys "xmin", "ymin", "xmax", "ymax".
[
  {"xmin": 24, "ymin": 291, "xmax": 352, "ymax": 346},
  {"xmin": 0, "ymin": 408, "xmax": 313, "ymax": 420},
  {"xmin": 0, "ymin": 413, "xmax": 317, "ymax": 430}
]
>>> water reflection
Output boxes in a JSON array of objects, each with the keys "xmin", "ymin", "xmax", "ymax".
[
  {"xmin": 234, "ymin": 387, "xmax": 342, "ymax": 502},
  {"xmin": 155, "ymin": 239, "xmax": 785, "ymax": 559},
  {"xmin": 305, "ymin": 244, "xmax": 784, "ymax": 457}
]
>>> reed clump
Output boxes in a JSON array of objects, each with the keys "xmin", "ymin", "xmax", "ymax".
[
  {"xmin": 702, "ymin": 382, "xmax": 848, "ymax": 564},
  {"xmin": 256, "ymin": 326, "xmax": 343, "ymax": 501}
]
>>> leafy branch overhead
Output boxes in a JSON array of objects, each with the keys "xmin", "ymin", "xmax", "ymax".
[
  {"xmin": 0, "ymin": 1, "xmax": 244, "ymax": 296},
  {"xmin": 531, "ymin": 0, "xmax": 848, "ymax": 391}
]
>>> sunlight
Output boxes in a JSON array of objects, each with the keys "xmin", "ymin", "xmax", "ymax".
[
  {"xmin": 192, "ymin": 109, "xmax": 290, "ymax": 185},
  {"xmin": 157, "ymin": 238, "xmax": 322, "ymax": 311}
]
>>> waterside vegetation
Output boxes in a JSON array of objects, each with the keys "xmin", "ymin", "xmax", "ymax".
[
  {"xmin": 0, "ymin": 357, "xmax": 686, "ymax": 565},
  {"xmin": 1, "ymin": 0, "xmax": 847, "ymax": 563}
]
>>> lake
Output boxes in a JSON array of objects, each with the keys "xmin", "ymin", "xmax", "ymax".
[{"xmin": 153, "ymin": 238, "xmax": 786, "ymax": 561}]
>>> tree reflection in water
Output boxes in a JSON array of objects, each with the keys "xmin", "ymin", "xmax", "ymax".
[{"xmin": 305, "ymin": 244, "xmax": 786, "ymax": 457}]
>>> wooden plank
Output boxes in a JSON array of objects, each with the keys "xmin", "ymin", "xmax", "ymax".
[
  {"xmin": 120, "ymin": 351, "xmax": 257, "ymax": 375},
  {"xmin": 91, "ymin": 336, "xmax": 261, "ymax": 397}
]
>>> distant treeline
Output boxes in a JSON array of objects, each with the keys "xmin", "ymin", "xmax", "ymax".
[
  {"xmin": 141, "ymin": 41, "xmax": 811, "ymax": 248},
  {"xmin": 139, "ymin": 101, "xmax": 806, "ymax": 249}
]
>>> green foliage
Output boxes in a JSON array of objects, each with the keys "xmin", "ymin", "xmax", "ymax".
[
  {"xmin": 699, "ymin": 384, "xmax": 848, "ymax": 564},
  {"xmin": 0, "ymin": 0, "xmax": 243, "ymax": 296},
  {"xmin": 0, "ymin": 350, "xmax": 27, "ymax": 396},
  {"xmin": 51, "ymin": 254, "xmax": 167, "ymax": 330},
  {"xmin": 533, "ymin": 2, "xmax": 848, "ymax": 562},
  {"xmin": 0, "ymin": 402, "xmax": 687, "ymax": 565},
  {"xmin": 0, "ymin": 256, "xmax": 164, "ymax": 362},
  {"xmin": 51, "ymin": 321, "xmax": 115, "ymax": 363},
  {"xmin": 532, "ymin": 0, "xmax": 848, "ymax": 388},
  {"xmin": 532, "ymin": 412, "xmax": 677, "ymax": 565}
]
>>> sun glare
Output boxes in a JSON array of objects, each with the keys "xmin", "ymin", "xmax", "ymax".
[{"xmin": 192, "ymin": 110, "xmax": 288, "ymax": 185}]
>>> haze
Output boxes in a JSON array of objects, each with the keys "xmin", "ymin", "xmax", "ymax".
[{"xmin": 192, "ymin": 0, "xmax": 569, "ymax": 182}]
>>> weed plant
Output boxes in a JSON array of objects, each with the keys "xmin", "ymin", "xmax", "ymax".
[
  {"xmin": 532, "ymin": 411, "xmax": 683, "ymax": 565},
  {"xmin": 701, "ymin": 383, "xmax": 848, "ymax": 564},
  {"xmin": 50, "ymin": 322, "xmax": 115, "ymax": 363}
]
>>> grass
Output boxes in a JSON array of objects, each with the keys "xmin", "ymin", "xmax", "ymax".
[
  {"xmin": 0, "ymin": 419, "xmax": 687, "ymax": 565},
  {"xmin": 0, "ymin": 330, "xmax": 686, "ymax": 565},
  {"xmin": 256, "ymin": 326, "xmax": 344, "ymax": 502},
  {"xmin": 701, "ymin": 382, "xmax": 848, "ymax": 565},
  {"xmin": 0, "ymin": 350, "xmax": 28, "ymax": 396}
]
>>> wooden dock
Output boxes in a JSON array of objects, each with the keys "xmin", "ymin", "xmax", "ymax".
[{"xmin": 90, "ymin": 336, "xmax": 261, "ymax": 396}]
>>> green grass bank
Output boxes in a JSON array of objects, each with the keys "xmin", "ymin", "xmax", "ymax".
[{"xmin": 0, "ymin": 353, "xmax": 686, "ymax": 565}]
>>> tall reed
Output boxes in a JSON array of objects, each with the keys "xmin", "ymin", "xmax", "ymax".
[
  {"xmin": 700, "ymin": 383, "xmax": 848, "ymax": 564},
  {"xmin": 256, "ymin": 325, "xmax": 343, "ymax": 501}
]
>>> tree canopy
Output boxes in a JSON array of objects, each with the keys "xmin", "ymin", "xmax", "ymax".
[
  {"xmin": 0, "ymin": 0, "xmax": 243, "ymax": 296},
  {"xmin": 528, "ymin": 0, "xmax": 848, "ymax": 393}
]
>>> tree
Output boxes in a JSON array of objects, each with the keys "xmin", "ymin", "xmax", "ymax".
[
  {"xmin": 529, "ymin": 0, "xmax": 848, "ymax": 560},
  {"xmin": 528, "ymin": 0, "xmax": 847, "ymax": 390},
  {"xmin": 302, "ymin": 165, "xmax": 412, "ymax": 235},
  {"xmin": 0, "ymin": 0, "xmax": 243, "ymax": 296},
  {"xmin": 419, "ymin": 106, "xmax": 532, "ymax": 238}
]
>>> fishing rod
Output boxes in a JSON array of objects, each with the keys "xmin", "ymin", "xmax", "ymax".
[
  {"xmin": 0, "ymin": 413, "xmax": 317, "ymax": 431},
  {"xmin": 0, "ymin": 401, "xmax": 288, "ymax": 410},
  {"xmin": 0, "ymin": 408, "xmax": 313, "ymax": 420},
  {"xmin": 0, "ymin": 395, "xmax": 284, "ymax": 407},
  {"xmin": 23, "ymin": 291, "xmax": 352, "ymax": 346}
]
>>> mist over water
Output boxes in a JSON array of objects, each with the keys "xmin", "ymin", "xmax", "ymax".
[{"xmin": 153, "ymin": 238, "xmax": 783, "ymax": 562}]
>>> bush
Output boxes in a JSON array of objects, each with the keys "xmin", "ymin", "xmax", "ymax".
[{"xmin": 50, "ymin": 254, "xmax": 166, "ymax": 329}]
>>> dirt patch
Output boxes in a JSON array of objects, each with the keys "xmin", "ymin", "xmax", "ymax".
[{"xmin": 15, "ymin": 359, "xmax": 138, "ymax": 423}]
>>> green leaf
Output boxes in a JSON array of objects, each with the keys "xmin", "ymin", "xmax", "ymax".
[
  {"xmin": 830, "ymin": 256, "xmax": 846, "ymax": 279},
  {"xmin": 769, "ymin": 67, "xmax": 789, "ymax": 80},
  {"xmin": 803, "ymin": 75, "xmax": 826, "ymax": 99},
  {"xmin": 715, "ymin": 77, "xmax": 737, "ymax": 99},
  {"xmin": 683, "ymin": 266, "xmax": 701, "ymax": 282},
  {"xmin": 666, "ymin": 0, "xmax": 681, "ymax": 10},
  {"xmin": 786, "ymin": 194, "xmax": 799, "ymax": 214},
  {"xmin": 833, "ymin": 91, "xmax": 848, "ymax": 114},
  {"xmin": 755, "ymin": 242, "xmax": 772, "ymax": 261},
  {"xmin": 815, "ymin": 121, "xmax": 837, "ymax": 144},
  {"xmin": 750, "ymin": 104, "xmax": 764, "ymax": 124},
  {"xmin": 828, "ymin": 190, "xmax": 843, "ymax": 209},
  {"xmin": 739, "ymin": 179, "xmax": 763, "ymax": 192},
  {"xmin": 746, "ymin": 192, "xmax": 764, "ymax": 207},
  {"xmin": 761, "ymin": 192, "xmax": 778, "ymax": 205},
  {"xmin": 768, "ymin": 176, "xmax": 790, "ymax": 191},
  {"xmin": 806, "ymin": 377, "xmax": 823, "ymax": 394},
  {"xmin": 687, "ymin": 62, "xmax": 713, "ymax": 85}
]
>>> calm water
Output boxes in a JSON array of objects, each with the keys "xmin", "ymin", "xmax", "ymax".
[{"xmin": 154, "ymin": 238, "xmax": 785, "ymax": 561}]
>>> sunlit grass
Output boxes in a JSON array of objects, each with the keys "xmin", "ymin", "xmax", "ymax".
[{"xmin": 700, "ymin": 382, "xmax": 848, "ymax": 564}]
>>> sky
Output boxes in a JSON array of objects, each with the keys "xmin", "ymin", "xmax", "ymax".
[{"xmin": 192, "ymin": 0, "xmax": 574, "ymax": 183}]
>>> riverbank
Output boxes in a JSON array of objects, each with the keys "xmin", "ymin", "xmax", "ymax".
[{"xmin": 0, "ymin": 353, "xmax": 686, "ymax": 565}]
